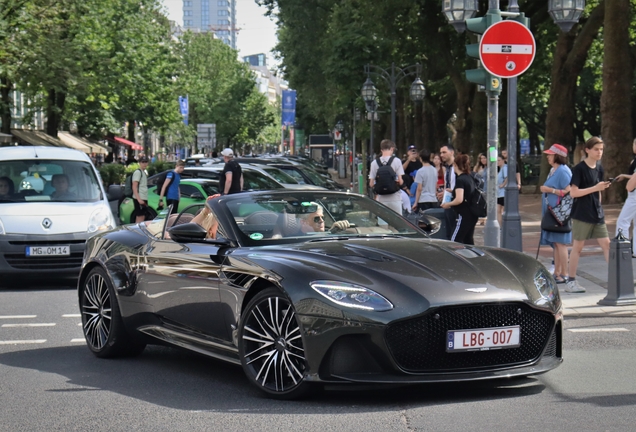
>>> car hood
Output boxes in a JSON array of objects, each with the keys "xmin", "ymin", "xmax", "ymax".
[
  {"xmin": 248, "ymin": 238, "xmax": 539, "ymax": 307},
  {"xmin": 0, "ymin": 201, "xmax": 108, "ymax": 235}
]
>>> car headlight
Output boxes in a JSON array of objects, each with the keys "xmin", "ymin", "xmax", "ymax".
[
  {"xmin": 0, "ymin": 218, "xmax": 5, "ymax": 235},
  {"xmin": 534, "ymin": 269, "xmax": 557, "ymax": 301},
  {"xmin": 310, "ymin": 281, "xmax": 393, "ymax": 311},
  {"xmin": 88, "ymin": 207, "xmax": 115, "ymax": 233}
]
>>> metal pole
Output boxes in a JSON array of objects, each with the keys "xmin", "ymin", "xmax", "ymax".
[
  {"xmin": 390, "ymin": 63, "xmax": 397, "ymax": 144},
  {"xmin": 484, "ymin": 90, "xmax": 500, "ymax": 247},
  {"xmin": 352, "ymin": 107, "xmax": 356, "ymax": 191},
  {"xmin": 502, "ymin": 76, "xmax": 522, "ymax": 251}
]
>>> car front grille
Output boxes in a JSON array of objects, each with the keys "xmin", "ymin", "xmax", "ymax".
[
  {"xmin": 4, "ymin": 253, "xmax": 84, "ymax": 270},
  {"xmin": 385, "ymin": 303, "xmax": 554, "ymax": 373}
]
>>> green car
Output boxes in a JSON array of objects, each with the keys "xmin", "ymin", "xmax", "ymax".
[{"xmin": 118, "ymin": 178, "xmax": 219, "ymax": 224}]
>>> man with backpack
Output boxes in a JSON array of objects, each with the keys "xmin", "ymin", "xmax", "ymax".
[
  {"xmin": 132, "ymin": 156, "xmax": 149, "ymax": 223},
  {"xmin": 158, "ymin": 160, "xmax": 185, "ymax": 215},
  {"xmin": 368, "ymin": 139, "xmax": 404, "ymax": 214}
]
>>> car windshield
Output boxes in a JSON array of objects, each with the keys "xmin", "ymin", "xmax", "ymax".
[
  {"xmin": 0, "ymin": 159, "xmax": 102, "ymax": 203},
  {"xmin": 217, "ymin": 192, "xmax": 425, "ymax": 246},
  {"xmin": 243, "ymin": 170, "xmax": 283, "ymax": 190},
  {"xmin": 261, "ymin": 166, "xmax": 299, "ymax": 184},
  {"xmin": 302, "ymin": 168, "xmax": 327, "ymax": 185}
]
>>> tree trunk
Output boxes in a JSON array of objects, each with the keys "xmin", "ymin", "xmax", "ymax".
[
  {"xmin": 0, "ymin": 76, "xmax": 12, "ymax": 135},
  {"xmin": 46, "ymin": 89, "xmax": 65, "ymax": 137},
  {"xmin": 600, "ymin": 0, "xmax": 633, "ymax": 204},
  {"xmin": 537, "ymin": 2, "xmax": 605, "ymax": 191}
]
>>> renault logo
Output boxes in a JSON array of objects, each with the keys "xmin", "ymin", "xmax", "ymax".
[
  {"xmin": 465, "ymin": 287, "xmax": 487, "ymax": 293},
  {"xmin": 42, "ymin": 218, "xmax": 52, "ymax": 229}
]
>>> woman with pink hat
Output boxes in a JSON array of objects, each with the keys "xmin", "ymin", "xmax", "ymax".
[{"xmin": 539, "ymin": 144, "xmax": 572, "ymax": 284}]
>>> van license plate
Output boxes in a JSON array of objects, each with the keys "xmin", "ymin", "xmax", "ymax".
[
  {"xmin": 447, "ymin": 326, "xmax": 520, "ymax": 352},
  {"xmin": 26, "ymin": 246, "xmax": 70, "ymax": 257}
]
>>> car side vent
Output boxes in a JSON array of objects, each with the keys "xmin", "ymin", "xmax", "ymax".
[{"xmin": 223, "ymin": 271, "xmax": 256, "ymax": 288}]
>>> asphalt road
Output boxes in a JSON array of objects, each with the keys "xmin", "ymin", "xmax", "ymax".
[{"xmin": 1, "ymin": 285, "xmax": 636, "ymax": 431}]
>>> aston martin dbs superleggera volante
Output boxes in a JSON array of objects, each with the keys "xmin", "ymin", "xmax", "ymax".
[{"xmin": 78, "ymin": 190, "xmax": 562, "ymax": 399}]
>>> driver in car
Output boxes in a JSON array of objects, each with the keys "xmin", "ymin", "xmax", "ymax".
[{"xmin": 300, "ymin": 203, "xmax": 350, "ymax": 234}]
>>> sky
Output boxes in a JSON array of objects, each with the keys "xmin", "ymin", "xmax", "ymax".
[{"xmin": 160, "ymin": 0, "xmax": 279, "ymax": 66}]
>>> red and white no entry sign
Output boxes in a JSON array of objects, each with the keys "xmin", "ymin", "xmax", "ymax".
[{"xmin": 479, "ymin": 20, "xmax": 536, "ymax": 78}]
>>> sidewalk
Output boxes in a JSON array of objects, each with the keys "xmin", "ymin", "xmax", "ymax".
[{"xmin": 329, "ymin": 169, "xmax": 636, "ymax": 317}]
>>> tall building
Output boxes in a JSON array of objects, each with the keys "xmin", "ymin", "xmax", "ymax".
[
  {"xmin": 243, "ymin": 53, "xmax": 288, "ymax": 105},
  {"xmin": 182, "ymin": 0, "xmax": 237, "ymax": 49}
]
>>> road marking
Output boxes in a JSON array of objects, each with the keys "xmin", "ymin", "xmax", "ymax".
[
  {"xmin": 62, "ymin": 314, "xmax": 81, "ymax": 318},
  {"xmin": 0, "ymin": 340, "xmax": 47, "ymax": 345},
  {"xmin": 70, "ymin": 338, "xmax": 86, "ymax": 343},
  {"xmin": 568, "ymin": 328, "xmax": 629, "ymax": 333},
  {"xmin": 1, "ymin": 323, "xmax": 56, "ymax": 328},
  {"xmin": 0, "ymin": 315, "xmax": 37, "ymax": 319}
]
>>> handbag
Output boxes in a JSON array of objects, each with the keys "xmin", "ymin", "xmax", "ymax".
[
  {"xmin": 541, "ymin": 209, "xmax": 572, "ymax": 233},
  {"xmin": 548, "ymin": 193, "xmax": 573, "ymax": 225}
]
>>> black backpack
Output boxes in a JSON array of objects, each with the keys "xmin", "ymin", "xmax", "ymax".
[
  {"xmin": 373, "ymin": 156, "xmax": 400, "ymax": 195},
  {"xmin": 155, "ymin": 170, "xmax": 174, "ymax": 196},
  {"xmin": 123, "ymin": 169, "xmax": 142, "ymax": 198},
  {"xmin": 469, "ymin": 172, "xmax": 487, "ymax": 218}
]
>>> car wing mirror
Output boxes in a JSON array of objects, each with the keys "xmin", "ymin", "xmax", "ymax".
[
  {"xmin": 168, "ymin": 222, "xmax": 207, "ymax": 243},
  {"xmin": 190, "ymin": 192, "xmax": 204, "ymax": 199},
  {"xmin": 417, "ymin": 214, "xmax": 441, "ymax": 235}
]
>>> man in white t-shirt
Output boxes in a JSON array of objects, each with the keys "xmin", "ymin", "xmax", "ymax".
[
  {"xmin": 412, "ymin": 149, "xmax": 440, "ymax": 212},
  {"xmin": 368, "ymin": 139, "xmax": 404, "ymax": 214}
]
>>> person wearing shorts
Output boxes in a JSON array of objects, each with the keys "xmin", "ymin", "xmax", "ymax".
[{"xmin": 566, "ymin": 136, "xmax": 612, "ymax": 293}]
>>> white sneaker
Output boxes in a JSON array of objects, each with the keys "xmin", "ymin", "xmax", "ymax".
[
  {"xmin": 565, "ymin": 279, "xmax": 586, "ymax": 293},
  {"xmin": 548, "ymin": 264, "xmax": 555, "ymax": 274}
]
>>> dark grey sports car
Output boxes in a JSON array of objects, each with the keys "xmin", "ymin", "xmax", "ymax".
[{"xmin": 78, "ymin": 190, "xmax": 562, "ymax": 399}]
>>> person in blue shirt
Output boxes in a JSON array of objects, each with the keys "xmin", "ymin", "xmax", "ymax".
[{"xmin": 158, "ymin": 160, "xmax": 185, "ymax": 215}]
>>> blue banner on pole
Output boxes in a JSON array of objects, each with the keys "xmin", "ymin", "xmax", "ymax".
[
  {"xmin": 178, "ymin": 96, "xmax": 189, "ymax": 125},
  {"xmin": 281, "ymin": 90, "xmax": 296, "ymax": 126}
]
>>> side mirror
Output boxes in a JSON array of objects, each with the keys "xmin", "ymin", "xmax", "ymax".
[
  {"xmin": 168, "ymin": 222, "xmax": 207, "ymax": 243},
  {"xmin": 167, "ymin": 222, "xmax": 231, "ymax": 246},
  {"xmin": 417, "ymin": 214, "xmax": 441, "ymax": 235},
  {"xmin": 190, "ymin": 192, "xmax": 204, "ymax": 199},
  {"xmin": 107, "ymin": 184, "xmax": 123, "ymax": 202}
]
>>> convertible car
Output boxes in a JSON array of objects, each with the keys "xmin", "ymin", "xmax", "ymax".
[{"xmin": 78, "ymin": 190, "xmax": 562, "ymax": 399}]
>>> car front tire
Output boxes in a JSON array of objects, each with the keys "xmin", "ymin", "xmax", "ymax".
[
  {"xmin": 80, "ymin": 267, "xmax": 145, "ymax": 358},
  {"xmin": 238, "ymin": 287, "xmax": 312, "ymax": 399}
]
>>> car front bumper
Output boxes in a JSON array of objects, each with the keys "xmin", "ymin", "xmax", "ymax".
[{"xmin": 0, "ymin": 232, "xmax": 93, "ymax": 279}]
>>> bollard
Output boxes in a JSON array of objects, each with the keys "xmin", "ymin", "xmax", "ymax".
[{"xmin": 598, "ymin": 230, "xmax": 636, "ymax": 306}]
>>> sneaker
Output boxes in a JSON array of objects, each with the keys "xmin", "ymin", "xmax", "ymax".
[
  {"xmin": 565, "ymin": 279, "xmax": 586, "ymax": 293},
  {"xmin": 548, "ymin": 261, "xmax": 555, "ymax": 274}
]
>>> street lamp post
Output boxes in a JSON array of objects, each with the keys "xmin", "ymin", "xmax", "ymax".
[
  {"xmin": 363, "ymin": 63, "xmax": 426, "ymax": 145},
  {"xmin": 444, "ymin": 0, "xmax": 585, "ymax": 250}
]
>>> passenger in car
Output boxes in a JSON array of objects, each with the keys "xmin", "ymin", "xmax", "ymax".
[
  {"xmin": 191, "ymin": 194, "xmax": 221, "ymax": 239},
  {"xmin": 50, "ymin": 174, "xmax": 77, "ymax": 201},
  {"xmin": 0, "ymin": 176, "xmax": 14, "ymax": 200}
]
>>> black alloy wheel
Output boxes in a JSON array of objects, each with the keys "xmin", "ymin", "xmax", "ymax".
[
  {"xmin": 80, "ymin": 267, "xmax": 145, "ymax": 358},
  {"xmin": 239, "ymin": 288, "xmax": 311, "ymax": 399}
]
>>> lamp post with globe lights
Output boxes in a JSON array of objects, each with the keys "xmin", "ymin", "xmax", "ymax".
[{"xmin": 362, "ymin": 63, "xmax": 426, "ymax": 146}]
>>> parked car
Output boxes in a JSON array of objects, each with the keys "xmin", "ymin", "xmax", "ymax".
[
  {"xmin": 117, "ymin": 178, "xmax": 219, "ymax": 224},
  {"xmin": 79, "ymin": 190, "xmax": 562, "ymax": 399},
  {"xmin": 0, "ymin": 146, "xmax": 115, "ymax": 280}
]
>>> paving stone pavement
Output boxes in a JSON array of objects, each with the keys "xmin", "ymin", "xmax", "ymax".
[{"xmin": 329, "ymin": 168, "xmax": 636, "ymax": 317}]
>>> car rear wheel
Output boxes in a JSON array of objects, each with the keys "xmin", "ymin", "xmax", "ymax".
[
  {"xmin": 80, "ymin": 267, "xmax": 145, "ymax": 358},
  {"xmin": 238, "ymin": 287, "xmax": 312, "ymax": 399}
]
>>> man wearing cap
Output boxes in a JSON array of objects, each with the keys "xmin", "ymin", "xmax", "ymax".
[
  {"xmin": 402, "ymin": 145, "xmax": 422, "ymax": 198},
  {"xmin": 220, "ymin": 148, "xmax": 243, "ymax": 195},
  {"xmin": 132, "ymin": 156, "xmax": 150, "ymax": 223}
]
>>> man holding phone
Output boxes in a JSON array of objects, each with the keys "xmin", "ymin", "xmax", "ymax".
[{"xmin": 566, "ymin": 136, "xmax": 612, "ymax": 293}]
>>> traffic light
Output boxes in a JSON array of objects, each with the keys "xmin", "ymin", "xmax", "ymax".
[{"xmin": 465, "ymin": 10, "xmax": 502, "ymax": 94}]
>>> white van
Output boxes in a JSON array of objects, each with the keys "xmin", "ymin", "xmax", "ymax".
[{"xmin": 0, "ymin": 146, "xmax": 115, "ymax": 279}]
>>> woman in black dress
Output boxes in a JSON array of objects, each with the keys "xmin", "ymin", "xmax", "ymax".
[{"xmin": 441, "ymin": 154, "xmax": 478, "ymax": 244}]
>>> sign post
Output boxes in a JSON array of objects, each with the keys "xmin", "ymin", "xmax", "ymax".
[{"xmin": 197, "ymin": 124, "xmax": 216, "ymax": 152}]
